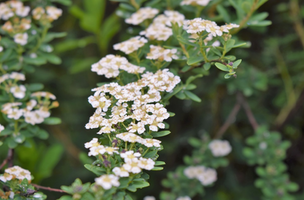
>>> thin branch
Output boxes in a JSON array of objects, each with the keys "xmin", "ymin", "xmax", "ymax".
[
  {"xmin": 238, "ymin": 93, "xmax": 259, "ymax": 130},
  {"xmin": 0, "ymin": 149, "xmax": 14, "ymax": 170},
  {"xmin": 214, "ymin": 101, "xmax": 241, "ymax": 139},
  {"xmin": 32, "ymin": 184, "xmax": 66, "ymax": 193},
  {"xmin": 290, "ymin": 0, "xmax": 304, "ymax": 48}
]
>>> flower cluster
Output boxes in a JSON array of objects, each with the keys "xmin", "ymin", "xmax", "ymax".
[
  {"xmin": 86, "ymin": 51, "xmax": 181, "ymax": 190},
  {"xmin": 91, "ymin": 55, "xmax": 145, "ymax": 78},
  {"xmin": 125, "ymin": 7, "xmax": 159, "ymax": 25},
  {"xmin": 184, "ymin": 165, "xmax": 217, "ymax": 186},
  {"xmin": 1, "ymin": 89, "xmax": 58, "ymax": 125},
  {"xmin": 208, "ymin": 140, "xmax": 232, "ymax": 157},
  {"xmin": 0, "ymin": 166, "xmax": 31, "ymax": 183},
  {"xmin": 0, "ymin": 0, "xmax": 62, "ymax": 46},
  {"xmin": 32, "ymin": 6, "xmax": 62, "ymax": 22},
  {"xmin": 180, "ymin": 0, "xmax": 211, "ymax": 6},
  {"xmin": 113, "ymin": 36, "xmax": 148, "ymax": 55},
  {"xmin": 183, "ymin": 18, "xmax": 239, "ymax": 37},
  {"xmin": 140, "ymin": 10, "xmax": 185, "ymax": 41},
  {"xmin": 147, "ymin": 45, "xmax": 179, "ymax": 62}
]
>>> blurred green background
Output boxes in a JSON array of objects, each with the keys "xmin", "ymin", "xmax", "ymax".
[{"xmin": 1, "ymin": 0, "xmax": 304, "ymax": 199}]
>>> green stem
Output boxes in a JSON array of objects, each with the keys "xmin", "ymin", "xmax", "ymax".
[
  {"xmin": 178, "ymin": 42, "xmax": 189, "ymax": 58},
  {"xmin": 30, "ymin": 26, "xmax": 49, "ymax": 54},
  {"xmin": 107, "ymin": 133, "xmax": 112, "ymax": 143},
  {"xmin": 130, "ymin": 0, "xmax": 140, "ymax": 10},
  {"xmin": 142, "ymin": 148, "xmax": 150, "ymax": 157}
]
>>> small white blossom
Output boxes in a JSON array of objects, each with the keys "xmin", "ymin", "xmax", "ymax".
[
  {"xmin": 95, "ymin": 174, "xmax": 120, "ymax": 190},
  {"xmin": 125, "ymin": 7, "xmax": 159, "ymax": 25},
  {"xmin": 208, "ymin": 140, "xmax": 232, "ymax": 157},
  {"xmin": 14, "ymin": 33, "xmax": 28, "ymax": 46}
]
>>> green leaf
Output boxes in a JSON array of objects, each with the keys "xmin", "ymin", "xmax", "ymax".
[
  {"xmin": 43, "ymin": 117, "xmax": 62, "ymax": 125},
  {"xmin": 185, "ymin": 74, "xmax": 203, "ymax": 85},
  {"xmin": 175, "ymin": 91, "xmax": 186, "ymax": 100},
  {"xmin": 225, "ymin": 39, "xmax": 235, "ymax": 52},
  {"xmin": 27, "ymin": 83, "xmax": 44, "ymax": 92},
  {"xmin": 286, "ymin": 182, "xmax": 299, "ymax": 192},
  {"xmin": 176, "ymin": 35, "xmax": 198, "ymax": 46},
  {"xmin": 0, "ymin": 128, "xmax": 12, "ymax": 136},
  {"xmin": 23, "ymin": 57, "xmax": 47, "ymax": 65},
  {"xmin": 181, "ymin": 65, "xmax": 191, "ymax": 72},
  {"xmin": 151, "ymin": 130, "xmax": 171, "ymax": 138},
  {"xmin": 215, "ymin": 63, "xmax": 230, "ymax": 72},
  {"xmin": 84, "ymin": 164, "xmax": 106, "ymax": 176},
  {"xmin": 248, "ymin": 20, "xmax": 272, "ymax": 26},
  {"xmin": 233, "ymin": 59, "xmax": 242, "ymax": 69},
  {"xmin": 224, "ymin": 73, "xmax": 231, "ymax": 79},
  {"xmin": 151, "ymin": 167, "xmax": 163, "ymax": 171},
  {"xmin": 203, "ymin": 63, "xmax": 211, "ymax": 70},
  {"xmin": 155, "ymin": 161, "xmax": 166, "ymax": 166},
  {"xmin": 7, "ymin": 137, "xmax": 18, "ymax": 148},
  {"xmin": 36, "ymin": 144, "xmax": 64, "ymax": 180},
  {"xmin": 185, "ymin": 84, "xmax": 196, "ymax": 90},
  {"xmin": 187, "ymin": 56, "xmax": 204, "ymax": 65},
  {"xmin": 184, "ymin": 91, "xmax": 201, "ymax": 102},
  {"xmin": 57, "ymin": 195, "xmax": 74, "ymax": 200},
  {"xmin": 217, "ymin": 5, "xmax": 231, "ymax": 22},
  {"xmin": 99, "ymin": 13, "xmax": 121, "ymax": 53},
  {"xmin": 0, "ymin": 48, "xmax": 13, "ymax": 62},
  {"xmin": 37, "ymin": 129, "xmax": 49, "ymax": 139},
  {"xmin": 41, "ymin": 53, "xmax": 62, "ymax": 65},
  {"xmin": 43, "ymin": 32, "xmax": 67, "ymax": 43},
  {"xmin": 69, "ymin": 58, "xmax": 98, "ymax": 74},
  {"xmin": 50, "ymin": 0, "xmax": 72, "ymax": 5}
]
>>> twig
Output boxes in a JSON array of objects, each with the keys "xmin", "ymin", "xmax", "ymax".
[
  {"xmin": 238, "ymin": 93, "xmax": 259, "ymax": 130},
  {"xmin": 230, "ymin": 0, "xmax": 260, "ymax": 35},
  {"xmin": 290, "ymin": 0, "xmax": 304, "ymax": 48},
  {"xmin": 0, "ymin": 149, "xmax": 14, "ymax": 170},
  {"xmin": 32, "ymin": 184, "xmax": 66, "ymax": 193},
  {"xmin": 214, "ymin": 101, "xmax": 241, "ymax": 138}
]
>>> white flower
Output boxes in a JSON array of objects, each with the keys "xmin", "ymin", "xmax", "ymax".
[
  {"xmin": 125, "ymin": 7, "xmax": 159, "ymax": 25},
  {"xmin": 112, "ymin": 166, "xmax": 130, "ymax": 177},
  {"xmin": 196, "ymin": 167, "xmax": 217, "ymax": 186},
  {"xmin": 120, "ymin": 150, "xmax": 141, "ymax": 162},
  {"xmin": 176, "ymin": 197, "xmax": 191, "ymax": 200},
  {"xmin": 0, "ymin": 173, "xmax": 13, "ymax": 182},
  {"xmin": 95, "ymin": 174, "xmax": 120, "ymax": 190},
  {"xmin": 114, "ymin": 36, "xmax": 147, "ymax": 54},
  {"xmin": 181, "ymin": 0, "xmax": 211, "ymax": 6},
  {"xmin": 138, "ymin": 157, "xmax": 155, "ymax": 170},
  {"xmin": 0, "ymin": 46, "xmax": 3, "ymax": 52},
  {"xmin": 16, "ymin": 6, "xmax": 30, "ymax": 17},
  {"xmin": 208, "ymin": 140, "xmax": 232, "ymax": 157},
  {"xmin": 0, "ymin": 124, "xmax": 4, "ymax": 132},
  {"xmin": 10, "ymin": 85, "xmax": 26, "ymax": 99},
  {"xmin": 14, "ymin": 33, "xmax": 28, "ymax": 46},
  {"xmin": 123, "ymin": 158, "xmax": 142, "ymax": 174},
  {"xmin": 46, "ymin": 6, "xmax": 62, "ymax": 20},
  {"xmin": 144, "ymin": 196, "xmax": 156, "ymax": 200},
  {"xmin": 84, "ymin": 138, "xmax": 100, "ymax": 149},
  {"xmin": 5, "ymin": 166, "xmax": 31, "ymax": 181}
]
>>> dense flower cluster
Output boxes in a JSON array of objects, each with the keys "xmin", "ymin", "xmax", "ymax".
[
  {"xmin": 184, "ymin": 18, "xmax": 239, "ymax": 37},
  {"xmin": 184, "ymin": 165, "xmax": 217, "ymax": 186},
  {"xmin": 180, "ymin": 0, "xmax": 211, "ymax": 6},
  {"xmin": 125, "ymin": 7, "xmax": 159, "ymax": 25},
  {"xmin": 91, "ymin": 55, "xmax": 145, "ymax": 78},
  {"xmin": 86, "ymin": 50, "xmax": 181, "ymax": 189},
  {"xmin": 140, "ymin": 10, "xmax": 185, "ymax": 41},
  {"xmin": 147, "ymin": 45, "xmax": 179, "ymax": 62},
  {"xmin": 208, "ymin": 140, "xmax": 232, "ymax": 157},
  {"xmin": 0, "ymin": 0, "xmax": 62, "ymax": 46},
  {"xmin": 0, "ymin": 166, "xmax": 31, "ymax": 183},
  {"xmin": 113, "ymin": 36, "xmax": 148, "ymax": 55}
]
